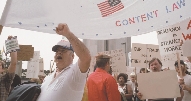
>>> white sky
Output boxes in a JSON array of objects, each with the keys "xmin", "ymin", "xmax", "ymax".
[{"xmin": 0, "ymin": 1, "xmax": 158, "ymax": 70}]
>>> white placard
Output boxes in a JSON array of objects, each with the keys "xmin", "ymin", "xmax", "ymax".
[
  {"xmin": 0, "ymin": 0, "xmax": 191, "ymax": 40},
  {"xmin": 39, "ymin": 58, "xmax": 44, "ymax": 76},
  {"xmin": 33, "ymin": 51, "xmax": 40, "ymax": 59},
  {"xmin": 26, "ymin": 59, "xmax": 39, "ymax": 78},
  {"xmin": 131, "ymin": 43, "xmax": 161, "ymax": 68},
  {"xmin": 5, "ymin": 36, "xmax": 19, "ymax": 54},
  {"xmin": 157, "ymin": 18, "xmax": 191, "ymax": 68}
]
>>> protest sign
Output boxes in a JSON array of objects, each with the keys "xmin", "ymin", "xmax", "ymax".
[
  {"xmin": 17, "ymin": 45, "xmax": 34, "ymax": 61},
  {"xmin": 131, "ymin": 43, "xmax": 161, "ymax": 68},
  {"xmin": 137, "ymin": 70, "xmax": 180, "ymax": 99},
  {"xmin": 26, "ymin": 59, "xmax": 39, "ymax": 78},
  {"xmin": 0, "ymin": 0, "xmax": 191, "ymax": 39},
  {"xmin": 157, "ymin": 18, "xmax": 191, "ymax": 68},
  {"xmin": 89, "ymin": 49, "xmax": 126, "ymax": 74},
  {"xmin": 39, "ymin": 58, "xmax": 44, "ymax": 76},
  {"xmin": 5, "ymin": 36, "xmax": 19, "ymax": 54}
]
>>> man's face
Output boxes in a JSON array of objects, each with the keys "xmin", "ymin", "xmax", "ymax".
[
  {"xmin": 175, "ymin": 64, "xmax": 186, "ymax": 74},
  {"xmin": 54, "ymin": 47, "xmax": 74, "ymax": 67},
  {"xmin": 149, "ymin": 60, "xmax": 161, "ymax": 72},
  {"xmin": 130, "ymin": 76, "xmax": 135, "ymax": 82}
]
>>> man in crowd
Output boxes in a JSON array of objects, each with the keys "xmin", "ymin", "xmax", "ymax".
[
  {"xmin": 37, "ymin": 23, "xmax": 91, "ymax": 101},
  {"xmin": 0, "ymin": 36, "xmax": 17, "ymax": 101},
  {"xmin": 87, "ymin": 54, "xmax": 121, "ymax": 101}
]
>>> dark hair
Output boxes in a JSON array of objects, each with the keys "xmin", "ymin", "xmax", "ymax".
[
  {"xmin": 174, "ymin": 60, "xmax": 185, "ymax": 67},
  {"xmin": 11, "ymin": 74, "xmax": 21, "ymax": 88},
  {"xmin": 93, "ymin": 64, "xmax": 97, "ymax": 72},
  {"xmin": 140, "ymin": 68, "xmax": 149, "ymax": 73},
  {"xmin": 149, "ymin": 58, "xmax": 162, "ymax": 68},
  {"xmin": 174, "ymin": 60, "xmax": 189, "ymax": 74},
  {"xmin": 117, "ymin": 73, "xmax": 127, "ymax": 83},
  {"xmin": 96, "ymin": 58, "xmax": 110, "ymax": 69}
]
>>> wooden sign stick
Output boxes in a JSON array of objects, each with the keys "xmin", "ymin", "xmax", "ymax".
[
  {"xmin": 0, "ymin": 25, "xmax": 3, "ymax": 35},
  {"xmin": 176, "ymin": 52, "xmax": 183, "ymax": 78}
]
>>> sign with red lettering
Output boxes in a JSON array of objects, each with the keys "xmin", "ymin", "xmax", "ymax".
[{"xmin": 0, "ymin": 0, "xmax": 191, "ymax": 40}]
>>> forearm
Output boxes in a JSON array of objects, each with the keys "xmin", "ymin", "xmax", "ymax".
[
  {"xmin": 65, "ymin": 32, "xmax": 90, "ymax": 60},
  {"xmin": 8, "ymin": 52, "xmax": 17, "ymax": 73}
]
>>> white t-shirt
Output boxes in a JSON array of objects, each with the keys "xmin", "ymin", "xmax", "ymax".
[
  {"xmin": 37, "ymin": 62, "xmax": 88, "ymax": 101},
  {"xmin": 177, "ymin": 74, "xmax": 191, "ymax": 101}
]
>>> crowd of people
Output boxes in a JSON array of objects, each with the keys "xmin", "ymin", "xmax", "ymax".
[{"xmin": 0, "ymin": 23, "xmax": 191, "ymax": 101}]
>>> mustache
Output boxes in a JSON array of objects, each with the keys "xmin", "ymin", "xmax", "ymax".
[{"xmin": 57, "ymin": 56, "xmax": 62, "ymax": 59}]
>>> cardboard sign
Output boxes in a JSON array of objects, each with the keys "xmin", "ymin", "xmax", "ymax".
[
  {"xmin": 17, "ymin": 45, "xmax": 34, "ymax": 61},
  {"xmin": 5, "ymin": 36, "xmax": 19, "ymax": 54},
  {"xmin": 90, "ymin": 49, "xmax": 126, "ymax": 74},
  {"xmin": 131, "ymin": 43, "xmax": 161, "ymax": 68},
  {"xmin": 137, "ymin": 70, "xmax": 180, "ymax": 99}
]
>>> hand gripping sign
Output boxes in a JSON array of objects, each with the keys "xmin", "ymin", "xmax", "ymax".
[{"xmin": 5, "ymin": 36, "xmax": 20, "ymax": 55}]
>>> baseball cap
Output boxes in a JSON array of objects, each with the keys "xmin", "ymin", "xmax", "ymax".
[{"xmin": 52, "ymin": 40, "xmax": 74, "ymax": 52}]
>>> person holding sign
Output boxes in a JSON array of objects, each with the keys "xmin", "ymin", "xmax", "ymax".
[
  {"xmin": 0, "ymin": 36, "xmax": 17, "ymax": 101},
  {"xmin": 87, "ymin": 54, "xmax": 121, "ymax": 101},
  {"xmin": 37, "ymin": 23, "xmax": 91, "ymax": 101},
  {"xmin": 175, "ymin": 60, "xmax": 191, "ymax": 101},
  {"xmin": 136, "ymin": 58, "xmax": 183, "ymax": 101}
]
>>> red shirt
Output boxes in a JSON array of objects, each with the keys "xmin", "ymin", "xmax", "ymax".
[{"xmin": 87, "ymin": 68, "xmax": 121, "ymax": 101}]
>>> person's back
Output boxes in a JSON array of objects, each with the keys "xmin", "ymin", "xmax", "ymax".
[{"xmin": 87, "ymin": 54, "xmax": 120, "ymax": 101}]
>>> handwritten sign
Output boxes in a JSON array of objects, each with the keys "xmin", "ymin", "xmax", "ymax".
[
  {"xmin": 89, "ymin": 49, "xmax": 126, "ymax": 74},
  {"xmin": 131, "ymin": 43, "xmax": 161, "ymax": 68},
  {"xmin": 137, "ymin": 70, "xmax": 180, "ymax": 99},
  {"xmin": 17, "ymin": 45, "xmax": 34, "ymax": 61},
  {"xmin": 0, "ymin": 0, "xmax": 191, "ymax": 39},
  {"xmin": 157, "ymin": 18, "xmax": 191, "ymax": 68},
  {"xmin": 5, "ymin": 36, "xmax": 19, "ymax": 54},
  {"xmin": 26, "ymin": 59, "xmax": 39, "ymax": 78}
]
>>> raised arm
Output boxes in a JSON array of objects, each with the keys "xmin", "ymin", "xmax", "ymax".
[
  {"xmin": 56, "ymin": 23, "xmax": 91, "ymax": 73},
  {"xmin": 7, "ymin": 36, "xmax": 18, "ymax": 73}
]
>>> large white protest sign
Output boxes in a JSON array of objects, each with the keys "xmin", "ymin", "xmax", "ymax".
[
  {"xmin": 131, "ymin": 43, "xmax": 161, "ymax": 68},
  {"xmin": 0, "ymin": 0, "xmax": 190, "ymax": 39},
  {"xmin": 157, "ymin": 18, "xmax": 191, "ymax": 68},
  {"xmin": 137, "ymin": 70, "xmax": 180, "ymax": 100},
  {"xmin": 5, "ymin": 36, "xmax": 19, "ymax": 54},
  {"xmin": 90, "ymin": 49, "xmax": 126, "ymax": 74}
]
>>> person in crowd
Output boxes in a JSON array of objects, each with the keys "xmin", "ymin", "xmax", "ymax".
[
  {"xmin": 37, "ymin": 23, "xmax": 91, "ymax": 101},
  {"xmin": 87, "ymin": 54, "xmax": 121, "ymax": 101},
  {"xmin": 175, "ymin": 60, "xmax": 191, "ymax": 101},
  {"xmin": 136, "ymin": 58, "xmax": 184, "ymax": 101},
  {"xmin": 0, "ymin": 36, "xmax": 17, "ymax": 101},
  {"xmin": 139, "ymin": 68, "xmax": 149, "ymax": 73},
  {"xmin": 117, "ymin": 73, "xmax": 133, "ymax": 101}
]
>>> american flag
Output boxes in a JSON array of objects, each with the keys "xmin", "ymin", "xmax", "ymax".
[{"xmin": 97, "ymin": 0, "xmax": 124, "ymax": 17}]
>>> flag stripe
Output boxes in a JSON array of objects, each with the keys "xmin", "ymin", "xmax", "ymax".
[{"xmin": 97, "ymin": 1, "xmax": 124, "ymax": 17}]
